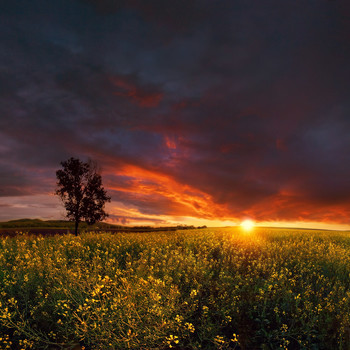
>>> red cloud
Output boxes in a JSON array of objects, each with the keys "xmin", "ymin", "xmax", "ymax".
[
  {"xmin": 276, "ymin": 138, "xmax": 287, "ymax": 151},
  {"xmin": 106, "ymin": 164, "xmax": 231, "ymax": 219},
  {"xmin": 104, "ymin": 164, "xmax": 350, "ymax": 228},
  {"xmin": 111, "ymin": 77, "xmax": 163, "ymax": 108},
  {"xmin": 242, "ymin": 190, "xmax": 350, "ymax": 225}
]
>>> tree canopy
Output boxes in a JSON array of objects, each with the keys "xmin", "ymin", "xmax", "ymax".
[{"xmin": 55, "ymin": 157, "xmax": 111, "ymax": 235}]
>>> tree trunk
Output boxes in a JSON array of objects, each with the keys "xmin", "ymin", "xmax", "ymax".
[{"xmin": 74, "ymin": 220, "xmax": 79, "ymax": 236}]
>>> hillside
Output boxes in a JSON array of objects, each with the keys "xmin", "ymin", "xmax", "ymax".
[{"xmin": 0, "ymin": 218, "xmax": 123, "ymax": 230}]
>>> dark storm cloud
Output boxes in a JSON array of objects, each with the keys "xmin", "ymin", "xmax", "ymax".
[
  {"xmin": 1, "ymin": 0, "xmax": 349, "ymax": 224},
  {"xmin": 79, "ymin": 0, "xmax": 208, "ymax": 33}
]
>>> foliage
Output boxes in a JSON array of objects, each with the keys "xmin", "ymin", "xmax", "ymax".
[
  {"xmin": 55, "ymin": 157, "xmax": 111, "ymax": 235},
  {"xmin": 0, "ymin": 228, "xmax": 350, "ymax": 349}
]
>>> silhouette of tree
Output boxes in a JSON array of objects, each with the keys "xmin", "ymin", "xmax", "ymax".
[{"xmin": 55, "ymin": 157, "xmax": 111, "ymax": 235}]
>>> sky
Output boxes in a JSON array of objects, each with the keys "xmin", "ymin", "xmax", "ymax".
[{"xmin": 1, "ymin": 0, "xmax": 350, "ymax": 229}]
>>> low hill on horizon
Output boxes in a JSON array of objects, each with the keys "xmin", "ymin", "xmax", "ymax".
[
  {"xmin": 0, "ymin": 218, "xmax": 123, "ymax": 230},
  {"xmin": 0, "ymin": 218, "xmax": 201, "ymax": 231}
]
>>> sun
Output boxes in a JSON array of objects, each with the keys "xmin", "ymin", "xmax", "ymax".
[{"xmin": 240, "ymin": 219, "xmax": 255, "ymax": 232}]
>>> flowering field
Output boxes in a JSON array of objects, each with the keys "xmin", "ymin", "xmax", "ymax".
[{"xmin": 1, "ymin": 228, "xmax": 350, "ymax": 349}]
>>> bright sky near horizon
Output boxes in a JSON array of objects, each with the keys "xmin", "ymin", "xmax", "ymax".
[{"xmin": 1, "ymin": 0, "xmax": 350, "ymax": 230}]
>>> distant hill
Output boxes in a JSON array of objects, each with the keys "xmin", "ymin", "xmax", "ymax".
[{"xmin": 0, "ymin": 218, "xmax": 123, "ymax": 230}]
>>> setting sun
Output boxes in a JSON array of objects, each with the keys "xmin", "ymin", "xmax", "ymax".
[{"xmin": 240, "ymin": 219, "xmax": 255, "ymax": 231}]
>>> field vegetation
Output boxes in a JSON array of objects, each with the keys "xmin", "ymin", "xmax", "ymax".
[{"xmin": 0, "ymin": 227, "xmax": 350, "ymax": 349}]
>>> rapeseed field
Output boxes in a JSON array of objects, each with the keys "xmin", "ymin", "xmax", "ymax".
[{"xmin": 0, "ymin": 228, "xmax": 350, "ymax": 349}]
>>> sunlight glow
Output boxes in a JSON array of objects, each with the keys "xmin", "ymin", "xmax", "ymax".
[{"xmin": 240, "ymin": 219, "xmax": 255, "ymax": 232}]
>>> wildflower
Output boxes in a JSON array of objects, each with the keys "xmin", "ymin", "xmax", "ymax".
[
  {"xmin": 231, "ymin": 333, "xmax": 239, "ymax": 343},
  {"xmin": 190, "ymin": 289, "xmax": 198, "ymax": 297},
  {"xmin": 281, "ymin": 324, "xmax": 288, "ymax": 332},
  {"xmin": 166, "ymin": 335, "xmax": 179, "ymax": 348},
  {"xmin": 175, "ymin": 314, "xmax": 183, "ymax": 323},
  {"xmin": 214, "ymin": 335, "xmax": 226, "ymax": 345},
  {"xmin": 184, "ymin": 322, "xmax": 195, "ymax": 333}
]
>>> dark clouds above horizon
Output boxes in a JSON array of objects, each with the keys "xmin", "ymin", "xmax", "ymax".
[{"xmin": 1, "ymin": 0, "xmax": 350, "ymax": 226}]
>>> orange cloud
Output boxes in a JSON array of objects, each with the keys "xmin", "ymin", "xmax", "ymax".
[
  {"xmin": 99, "ymin": 155, "xmax": 350, "ymax": 229},
  {"xmin": 243, "ymin": 190, "xmax": 350, "ymax": 225},
  {"xmin": 106, "ymin": 164, "xmax": 231, "ymax": 219}
]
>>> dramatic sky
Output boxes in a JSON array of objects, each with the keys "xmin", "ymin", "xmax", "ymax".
[{"xmin": 1, "ymin": 0, "xmax": 350, "ymax": 229}]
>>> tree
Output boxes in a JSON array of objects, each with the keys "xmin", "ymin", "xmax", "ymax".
[{"xmin": 55, "ymin": 157, "xmax": 111, "ymax": 235}]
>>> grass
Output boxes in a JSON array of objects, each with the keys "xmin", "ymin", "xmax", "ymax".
[{"xmin": 0, "ymin": 227, "xmax": 350, "ymax": 349}]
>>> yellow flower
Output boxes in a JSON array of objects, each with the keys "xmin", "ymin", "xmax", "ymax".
[{"xmin": 184, "ymin": 322, "xmax": 195, "ymax": 333}]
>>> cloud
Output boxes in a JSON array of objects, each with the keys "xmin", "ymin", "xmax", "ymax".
[
  {"xmin": 79, "ymin": 0, "xmax": 206, "ymax": 33},
  {"xmin": 105, "ymin": 164, "xmax": 229, "ymax": 218},
  {"xmin": 111, "ymin": 76, "xmax": 163, "ymax": 108},
  {"xmin": 0, "ymin": 204, "xmax": 11, "ymax": 208},
  {"xmin": 108, "ymin": 214, "xmax": 168, "ymax": 226},
  {"xmin": 0, "ymin": 195, "xmax": 62, "ymax": 221},
  {"xmin": 0, "ymin": 0, "xmax": 349, "ymax": 225}
]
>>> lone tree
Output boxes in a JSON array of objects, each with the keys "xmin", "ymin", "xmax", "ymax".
[{"xmin": 55, "ymin": 157, "xmax": 111, "ymax": 235}]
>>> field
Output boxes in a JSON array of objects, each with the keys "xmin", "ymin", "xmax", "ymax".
[{"xmin": 1, "ymin": 228, "xmax": 350, "ymax": 349}]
